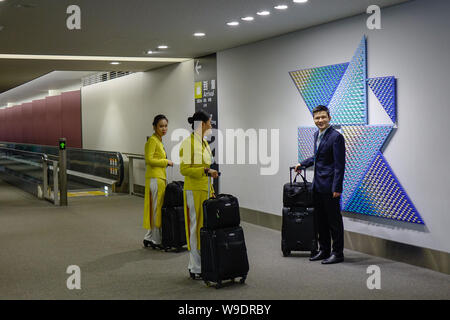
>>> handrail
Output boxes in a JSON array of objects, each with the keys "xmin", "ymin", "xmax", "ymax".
[
  {"xmin": 1, "ymin": 142, "xmax": 125, "ymax": 188},
  {"xmin": 0, "ymin": 147, "xmax": 50, "ymax": 162},
  {"xmin": 0, "ymin": 147, "xmax": 61, "ymax": 205},
  {"xmin": 0, "ymin": 141, "xmax": 121, "ymax": 155},
  {"xmin": 122, "ymin": 152, "xmax": 144, "ymax": 158},
  {"xmin": 122, "ymin": 153, "xmax": 145, "ymax": 196}
]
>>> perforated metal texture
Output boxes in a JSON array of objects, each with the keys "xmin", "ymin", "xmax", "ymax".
[
  {"xmin": 292, "ymin": 37, "xmax": 423, "ymax": 225},
  {"xmin": 346, "ymin": 152, "xmax": 424, "ymax": 224},
  {"xmin": 368, "ymin": 77, "xmax": 397, "ymax": 124},
  {"xmin": 327, "ymin": 37, "xmax": 367, "ymax": 125},
  {"xmin": 290, "ymin": 63, "xmax": 348, "ymax": 114},
  {"xmin": 340, "ymin": 125, "xmax": 393, "ymax": 209}
]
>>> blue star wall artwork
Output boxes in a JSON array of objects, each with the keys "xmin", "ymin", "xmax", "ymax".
[{"xmin": 291, "ymin": 36, "xmax": 424, "ymax": 225}]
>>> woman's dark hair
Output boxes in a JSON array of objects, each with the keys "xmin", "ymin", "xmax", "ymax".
[
  {"xmin": 153, "ymin": 114, "xmax": 168, "ymax": 127},
  {"xmin": 188, "ymin": 110, "xmax": 211, "ymax": 130}
]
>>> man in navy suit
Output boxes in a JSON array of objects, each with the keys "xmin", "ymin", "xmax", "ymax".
[{"xmin": 295, "ymin": 105, "xmax": 346, "ymax": 264}]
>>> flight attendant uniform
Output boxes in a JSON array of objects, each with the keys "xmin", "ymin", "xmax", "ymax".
[
  {"xmin": 179, "ymin": 132, "xmax": 214, "ymax": 274},
  {"xmin": 143, "ymin": 133, "xmax": 169, "ymax": 246}
]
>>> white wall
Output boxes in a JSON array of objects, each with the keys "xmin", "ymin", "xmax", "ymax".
[
  {"xmin": 81, "ymin": 60, "xmax": 195, "ymax": 185},
  {"xmin": 217, "ymin": 0, "xmax": 450, "ymax": 253}
]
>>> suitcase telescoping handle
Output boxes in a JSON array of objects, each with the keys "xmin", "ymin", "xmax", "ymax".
[
  {"xmin": 207, "ymin": 171, "xmax": 221, "ymax": 198},
  {"xmin": 289, "ymin": 166, "xmax": 307, "ymax": 186}
]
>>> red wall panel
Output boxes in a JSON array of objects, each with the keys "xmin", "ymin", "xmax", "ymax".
[
  {"xmin": 32, "ymin": 99, "xmax": 46, "ymax": 145},
  {"xmin": 61, "ymin": 90, "xmax": 82, "ymax": 148},
  {"xmin": 12, "ymin": 106, "xmax": 18, "ymax": 142},
  {"xmin": 15, "ymin": 105, "xmax": 23, "ymax": 143},
  {"xmin": 4, "ymin": 108, "xmax": 10, "ymax": 141},
  {"xmin": 4, "ymin": 91, "xmax": 81, "ymax": 146},
  {"xmin": 6, "ymin": 107, "xmax": 12, "ymax": 142},
  {"xmin": 0, "ymin": 108, "xmax": 4, "ymax": 141},
  {"xmin": 22, "ymin": 102, "xmax": 33, "ymax": 144},
  {"xmin": 45, "ymin": 95, "xmax": 62, "ymax": 147}
]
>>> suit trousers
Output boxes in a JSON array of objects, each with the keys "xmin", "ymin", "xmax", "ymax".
[{"xmin": 313, "ymin": 191, "xmax": 344, "ymax": 255}]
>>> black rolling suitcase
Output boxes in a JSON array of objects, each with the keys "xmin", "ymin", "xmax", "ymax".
[
  {"xmin": 281, "ymin": 167, "xmax": 317, "ymax": 257},
  {"xmin": 161, "ymin": 181, "xmax": 187, "ymax": 252},
  {"xmin": 200, "ymin": 175, "xmax": 249, "ymax": 288},
  {"xmin": 281, "ymin": 207, "xmax": 317, "ymax": 256},
  {"xmin": 200, "ymin": 226, "xmax": 249, "ymax": 289}
]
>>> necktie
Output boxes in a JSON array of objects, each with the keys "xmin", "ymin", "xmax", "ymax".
[{"xmin": 316, "ymin": 132, "xmax": 324, "ymax": 152}]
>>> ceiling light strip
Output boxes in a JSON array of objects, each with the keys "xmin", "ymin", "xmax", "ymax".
[{"xmin": 0, "ymin": 54, "xmax": 189, "ymax": 63}]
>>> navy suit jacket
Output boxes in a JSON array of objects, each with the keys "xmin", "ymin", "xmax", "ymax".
[{"xmin": 301, "ymin": 126, "xmax": 346, "ymax": 194}]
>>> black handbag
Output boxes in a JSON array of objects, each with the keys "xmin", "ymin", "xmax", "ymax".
[
  {"xmin": 203, "ymin": 194, "xmax": 240, "ymax": 230},
  {"xmin": 283, "ymin": 167, "xmax": 314, "ymax": 208}
]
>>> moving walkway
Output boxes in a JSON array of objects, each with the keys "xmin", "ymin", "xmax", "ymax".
[{"xmin": 0, "ymin": 142, "xmax": 125, "ymax": 205}]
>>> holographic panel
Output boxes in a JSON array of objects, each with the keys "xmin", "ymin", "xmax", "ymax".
[
  {"xmin": 297, "ymin": 127, "xmax": 317, "ymax": 163},
  {"xmin": 289, "ymin": 63, "xmax": 349, "ymax": 114},
  {"xmin": 341, "ymin": 125, "xmax": 393, "ymax": 210},
  {"xmin": 346, "ymin": 152, "xmax": 424, "ymax": 224},
  {"xmin": 367, "ymin": 77, "xmax": 397, "ymax": 124},
  {"xmin": 328, "ymin": 37, "xmax": 367, "ymax": 125}
]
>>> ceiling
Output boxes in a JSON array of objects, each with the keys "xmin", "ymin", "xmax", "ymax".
[{"xmin": 0, "ymin": 0, "xmax": 410, "ymax": 96}]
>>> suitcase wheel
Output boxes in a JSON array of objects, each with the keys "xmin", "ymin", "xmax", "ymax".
[
  {"xmin": 204, "ymin": 280, "xmax": 211, "ymax": 287},
  {"xmin": 282, "ymin": 249, "xmax": 291, "ymax": 257},
  {"xmin": 239, "ymin": 276, "xmax": 247, "ymax": 284},
  {"xmin": 215, "ymin": 281, "xmax": 222, "ymax": 289},
  {"xmin": 281, "ymin": 241, "xmax": 291, "ymax": 257}
]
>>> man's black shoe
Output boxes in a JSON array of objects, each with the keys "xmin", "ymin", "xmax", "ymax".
[
  {"xmin": 321, "ymin": 253, "xmax": 344, "ymax": 264},
  {"xmin": 309, "ymin": 251, "xmax": 330, "ymax": 261}
]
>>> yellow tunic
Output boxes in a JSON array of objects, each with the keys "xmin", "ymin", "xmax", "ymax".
[
  {"xmin": 179, "ymin": 132, "xmax": 214, "ymax": 250},
  {"xmin": 143, "ymin": 134, "xmax": 168, "ymax": 229}
]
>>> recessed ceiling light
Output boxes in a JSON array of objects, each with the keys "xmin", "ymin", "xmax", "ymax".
[
  {"xmin": 293, "ymin": 0, "xmax": 308, "ymax": 3},
  {"xmin": 256, "ymin": 11, "xmax": 270, "ymax": 16},
  {"xmin": 146, "ymin": 50, "xmax": 154, "ymax": 55},
  {"xmin": 15, "ymin": 3, "xmax": 36, "ymax": 8},
  {"xmin": 241, "ymin": 16, "xmax": 254, "ymax": 21},
  {"xmin": 110, "ymin": 62, "xmax": 120, "ymax": 65},
  {"xmin": 227, "ymin": 21, "xmax": 239, "ymax": 26},
  {"xmin": 274, "ymin": 5, "xmax": 288, "ymax": 10},
  {"xmin": 193, "ymin": 32, "xmax": 206, "ymax": 37},
  {"xmin": 158, "ymin": 45, "xmax": 168, "ymax": 49}
]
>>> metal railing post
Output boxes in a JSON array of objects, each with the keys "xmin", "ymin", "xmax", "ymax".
[
  {"xmin": 129, "ymin": 156, "xmax": 134, "ymax": 195},
  {"xmin": 43, "ymin": 158, "xmax": 48, "ymax": 199},
  {"xmin": 58, "ymin": 138, "xmax": 68, "ymax": 206},
  {"xmin": 53, "ymin": 160, "xmax": 59, "ymax": 206}
]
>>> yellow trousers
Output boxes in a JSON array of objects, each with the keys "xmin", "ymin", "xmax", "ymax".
[
  {"xmin": 143, "ymin": 178, "xmax": 166, "ymax": 229},
  {"xmin": 183, "ymin": 189, "xmax": 208, "ymax": 251}
]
